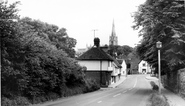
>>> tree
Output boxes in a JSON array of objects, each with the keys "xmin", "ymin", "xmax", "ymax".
[
  {"xmin": 117, "ymin": 45, "xmax": 134, "ymax": 59},
  {"xmin": 49, "ymin": 27, "xmax": 76, "ymax": 58},
  {"xmin": 18, "ymin": 17, "xmax": 76, "ymax": 58},
  {"xmin": 107, "ymin": 45, "xmax": 133, "ymax": 59},
  {"xmin": 0, "ymin": 1, "xmax": 26, "ymax": 97},
  {"xmin": 133, "ymin": 0, "xmax": 185, "ymax": 73},
  {"xmin": 15, "ymin": 17, "xmax": 83, "ymax": 100},
  {"xmin": 1, "ymin": 2, "xmax": 99, "ymax": 105}
]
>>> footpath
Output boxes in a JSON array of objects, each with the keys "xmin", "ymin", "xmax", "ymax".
[{"xmin": 146, "ymin": 75, "xmax": 185, "ymax": 106}]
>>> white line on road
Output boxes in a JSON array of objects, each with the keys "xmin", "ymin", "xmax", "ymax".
[
  {"xmin": 133, "ymin": 76, "xmax": 138, "ymax": 88},
  {"xmin": 128, "ymin": 76, "xmax": 138, "ymax": 91},
  {"xmin": 97, "ymin": 101, "xmax": 102, "ymax": 103},
  {"xmin": 113, "ymin": 93, "xmax": 121, "ymax": 97},
  {"xmin": 122, "ymin": 90, "xmax": 127, "ymax": 93},
  {"xmin": 128, "ymin": 88, "xmax": 132, "ymax": 90}
]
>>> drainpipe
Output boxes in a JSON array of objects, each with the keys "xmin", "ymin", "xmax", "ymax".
[{"xmin": 100, "ymin": 60, "xmax": 102, "ymax": 87}]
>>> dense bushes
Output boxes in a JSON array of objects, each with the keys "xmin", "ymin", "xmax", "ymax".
[
  {"xmin": 2, "ymin": 97, "xmax": 30, "ymax": 106},
  {"xmin": 1, "ymin": 2, "xmax": 100, "ymax": 105},
  {"xmin": 84, "ymin": 78, "xmax": 100, "ymax": 92}
]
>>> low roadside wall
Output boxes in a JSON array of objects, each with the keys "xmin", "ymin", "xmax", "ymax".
[
  {"xmin": 161, "ymin": 68, "xmax": 185, "ymax": 98},
  {"xmin": 178, "ymin": 68, "xmax": 185, "ymax": 98}
]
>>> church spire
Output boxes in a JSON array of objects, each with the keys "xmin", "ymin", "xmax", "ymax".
[
  {"xmin": 109, "ymin": 19, "xmax": 118, "ymax": 45},
  {"xmin": 111, "ymin": 19, "xmax": 116, "ymax": 37}
]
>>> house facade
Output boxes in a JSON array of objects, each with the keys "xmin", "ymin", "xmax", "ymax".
[
  {"xmin": 111, "ymin": 58, "xmax": 122, "ymax": 84},
  {"xmin": 138, "ymin": 60, "xmax": 151, "ymax": 74},
  {"xmin": 77, "ymin": 38, "xmax": 122, "ymax": 87},
  {"xmin": 117, "ymin": 59, "xmax": 127, "ymax": 76}
]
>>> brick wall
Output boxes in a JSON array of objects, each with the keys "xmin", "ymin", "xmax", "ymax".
[{"xmin": 85, "ymin": 71, "xmax": 112, "ymax": 87}]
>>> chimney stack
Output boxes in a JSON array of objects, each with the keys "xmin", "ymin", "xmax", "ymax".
[{"xmin": 94, "ymin": 38, "xmax": 100, "ymax": 47}]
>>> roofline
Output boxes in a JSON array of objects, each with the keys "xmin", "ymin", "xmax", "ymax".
[{"xmin": 77, "ymin": 59, "xmax": 114, "ymax": 61}]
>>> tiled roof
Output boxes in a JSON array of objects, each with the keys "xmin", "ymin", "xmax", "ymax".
[
  {"xmin": 112, "ymin": 58, "xmax": 122, "ymax": 68},
  {"xmin": 117, "ymin": 59, "xmax": 123, "ymax": 64},
  {"xmin": 77, "ymin": 47, "xmax": 114, "ymax": 61}
]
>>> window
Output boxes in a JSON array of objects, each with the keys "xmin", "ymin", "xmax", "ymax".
[{"xmin": 143, "ymin": 63, "xmax": 146, "ymax": 67}]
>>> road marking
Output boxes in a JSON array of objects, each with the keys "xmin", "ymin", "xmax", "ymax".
[
  {"xmin": 128, "ymin": 76, "xmax": 138, "ymax": 91},
  {"xmin": 128, "ymin": 88, "xmax": 132, "ymax": 90},
  {"xmin": 113, "ymin": 93, "xmax": 121, "ymax": 97},
  {"xmin": 133, "ymin": 76, "xmax": 138, "ymax": 88},
  {"xmin": 97, "ymin": 101, "xmax": 102, "ymax": 103},
  {"xmin": 122, "ymin": 90, "xmax": 127, "ymax": 93}
]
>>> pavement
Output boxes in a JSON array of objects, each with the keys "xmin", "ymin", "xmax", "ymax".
[
  {"xmin": 145, "ymin": 75, "xmax": 185, "ymax": 106},
  {"xmin": 108, "ymin": 75, "xmax": 127, "ymax": 88}
]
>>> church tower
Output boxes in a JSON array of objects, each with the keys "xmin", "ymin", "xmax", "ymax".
[{"xmin": 109, "ymin": 20, "xmax": 118, "ymax": 45}]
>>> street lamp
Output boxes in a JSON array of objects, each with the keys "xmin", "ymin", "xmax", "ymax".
[{"xmin": 156, "ymin": 41, "xmax": 162, "ymax": 94}]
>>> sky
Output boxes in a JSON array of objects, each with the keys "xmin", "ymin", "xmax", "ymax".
[{"xmin": 8, "ymin": 0, "xmax": 146, "ymax": 49}]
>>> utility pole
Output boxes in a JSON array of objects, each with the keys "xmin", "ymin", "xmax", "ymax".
[{"xmin": 92, "ymin": 29, "xmax": 98, "ymax": 38}]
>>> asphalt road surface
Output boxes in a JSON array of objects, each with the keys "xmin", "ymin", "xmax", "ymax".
[{"xmin": 36, "ymin": 74, "xmax": 152, "ymax": 106}]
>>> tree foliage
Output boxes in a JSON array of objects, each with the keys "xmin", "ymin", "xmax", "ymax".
[
  {"xmin": 107, "ymin": 45, "xmax": 133, "ymax": 59},
  {"xmin": 1, "ymin": 2, "xmax": 99, "ymax": 105},
  {"xmin": 133, "ymin": 0, "xmax": 185, "ymax": 72}
]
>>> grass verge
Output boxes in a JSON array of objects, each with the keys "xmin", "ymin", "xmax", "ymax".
[
  {"xmin": 147, "ymin": 93, "xmax": 169, "ymax": 106},
  {"xmin": 147, "ymin": 81, "xmax": 170, "ymax": 106}
]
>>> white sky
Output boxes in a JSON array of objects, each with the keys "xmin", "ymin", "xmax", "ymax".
[{"xmin": 8, "ymin": 0, "xmax": 146, "ymax": 49}]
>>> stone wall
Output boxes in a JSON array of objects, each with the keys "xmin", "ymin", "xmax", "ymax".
[
  {"xmin": 178, "ymin": 68, "xmax": 185, "ymax": 98},
  {"xmin": 161, "ymin": 68, "xmax": 185, "ymax": 98}
]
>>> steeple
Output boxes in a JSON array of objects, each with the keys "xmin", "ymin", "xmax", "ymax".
[
  {"xmin": 111, "ymin": 19, "xmax": 116, "ymax": 37},
  {"xmin": 109, "ymin": 19, "xmax": 118, "ymax": 45}
]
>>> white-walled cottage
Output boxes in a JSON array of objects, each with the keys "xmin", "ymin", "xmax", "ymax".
[
  {"xmin": 138, "ymin": 60, "xmax": 151, "ymax": 74},
  {"xmin": 117, "ymin": 59, "xmax": 127, "ymax": 76},
  {"xmin": 77, "ymin": 38, "xmax": 122, "ymax": 87}
]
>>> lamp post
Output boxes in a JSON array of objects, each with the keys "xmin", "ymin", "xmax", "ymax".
[{"xmin": 156, "ymin": 41, "xmax": 162, "ymax": 94}]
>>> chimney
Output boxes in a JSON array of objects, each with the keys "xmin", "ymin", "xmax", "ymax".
[{"xmin": 94, "ymin": 37, "xmax": 100, "ymax": 47}]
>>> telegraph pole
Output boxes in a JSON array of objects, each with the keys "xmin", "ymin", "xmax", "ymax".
[{"xmin": 92, "ymin": 29, "xmax": 98, "ymax": 38}]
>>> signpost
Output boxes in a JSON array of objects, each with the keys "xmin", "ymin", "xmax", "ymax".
[{"xmin": 156, "ymin": 41, "xmax": 162, "ymax": 94}]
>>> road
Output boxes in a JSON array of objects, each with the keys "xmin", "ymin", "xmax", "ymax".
[{"xmin": 36, "ymin": 74, "xmax": 152, "ymax": 106}]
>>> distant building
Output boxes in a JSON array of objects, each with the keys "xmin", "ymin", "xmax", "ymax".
[
  {"xmin": 117, "ymin": 59, "xmax": 127, "ymax": 76},
  {"xmin": 77, "ymin": 38, "xmax": 122, "ymax": 87},
  {"xmin": 76, "ymin": 45, "xmax": 92, "ymax": 57},
  {"xmin": 109, "ymin": 20, "xmax": 118, "ymax": 45},
  {"xmin": 138, "ymin": 60, "xmax": 151, "ymax": 74},
  {"xmin": 76, "ymin": 48, "xmax": 88, "ymax": 57}
]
